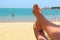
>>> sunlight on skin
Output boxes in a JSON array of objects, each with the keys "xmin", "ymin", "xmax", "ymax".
[{"xmin": 33, "ymin": 4, "xmax": 60, "ymax": 40}]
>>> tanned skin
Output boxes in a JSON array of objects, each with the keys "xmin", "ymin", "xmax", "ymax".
[{"xmin": 33, "ymin": 4, "xmax": 60, "ymax": 40}]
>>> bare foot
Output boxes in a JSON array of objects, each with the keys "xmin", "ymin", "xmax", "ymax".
[
  {"xmin": 33, "ymin": 4, "xmax": 60, "ymax": 40},
  {"xmin": 33, "ymin": 4, "xmax": 48, "ymax": 40},
  {"xmin": 33, "ymin": 26, "xmax": 47, "ymax": 40}
]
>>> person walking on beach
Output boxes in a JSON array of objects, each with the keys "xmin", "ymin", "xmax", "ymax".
[{"xmin": 33, "ymin": 4, "xmax": 60, "ymax": 40}]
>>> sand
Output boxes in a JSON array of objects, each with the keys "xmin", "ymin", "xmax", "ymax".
[
  {"xmin": 0, "ymin": 22, "xmax": 36, "ymax": 40},
  {"xmin": 52, "ymin": 21, "xmax": 60, "ymax": 25},
  {"xmin": 0, "ymin": 21, "xmax": 60, "ymax": 40}
]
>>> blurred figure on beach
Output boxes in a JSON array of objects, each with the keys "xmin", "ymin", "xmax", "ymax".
[
  {"xmin": 3, "ymin": 14, "xmax": 5, "ymax": 17},
  {"xmin": 12, "ymin": 13, "xmax": 14, "ymax": 19}
]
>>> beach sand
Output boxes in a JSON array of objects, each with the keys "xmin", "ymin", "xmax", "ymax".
[{"xmin": 0, "ymin": 21, "xmax": 60, "ymax": 40}]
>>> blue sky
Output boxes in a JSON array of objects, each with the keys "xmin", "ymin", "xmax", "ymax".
[{"xmin": 0, "ymin": 0, "xmax": 60, "ymax": 8}]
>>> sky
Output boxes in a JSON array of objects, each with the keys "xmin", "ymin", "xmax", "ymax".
[{"xmin": 0, "ymin": 0, "xmax": 60, "ymax": 8}]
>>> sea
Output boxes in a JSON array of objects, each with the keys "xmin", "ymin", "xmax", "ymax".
[{"xmin": 0, "ymin": 8, "xmax": 60, "ymax": 22}]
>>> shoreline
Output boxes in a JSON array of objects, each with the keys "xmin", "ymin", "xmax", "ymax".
[{"xmin": 0, "ymin": 21, "xmax": 60, "ymax": 25}]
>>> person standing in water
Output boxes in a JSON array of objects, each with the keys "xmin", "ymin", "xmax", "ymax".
[
  {"xmin": 3, "ymin": 14, "xmax": 5, "ymax": 17},
  {"xmin": 12, "ymin": 13, "xmax": 14, "ymax": 19}
]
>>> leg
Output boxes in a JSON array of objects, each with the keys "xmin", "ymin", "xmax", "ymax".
[
  {"xmin": 33, "ymin": 4, "xmax": 60, "ymax": 40},
  {"xmin": 33, "ymin": 20, "xmax": 48, "ymax": 40},
  {"xmin": 33, "ymin": 28, "xmax": 47, "ymax": 40}
]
